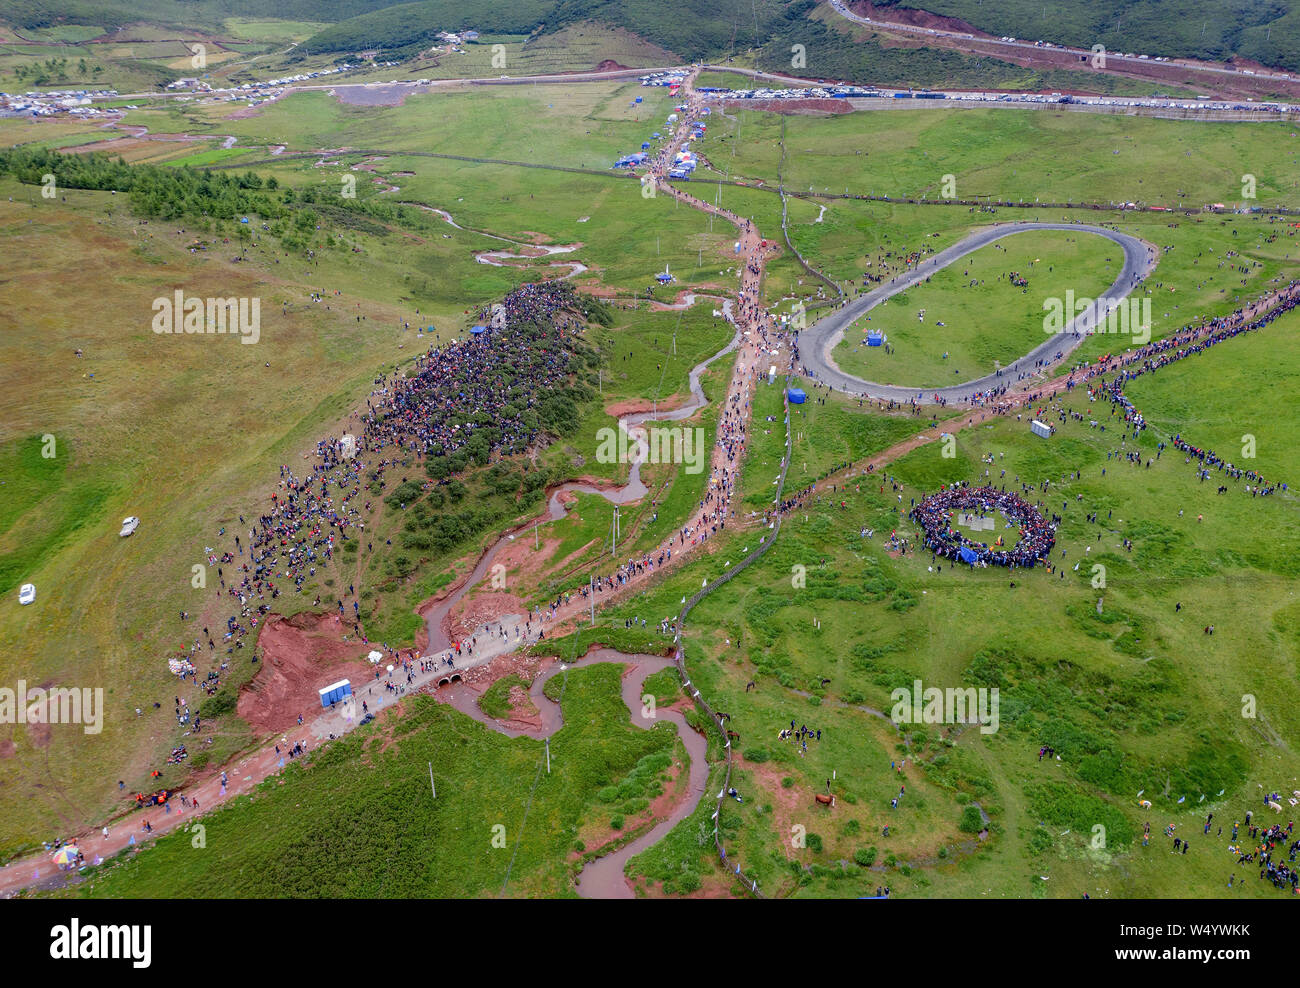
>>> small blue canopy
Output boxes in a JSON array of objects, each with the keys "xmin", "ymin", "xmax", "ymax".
[
  {"xmin": 958, "ymin": 546, "xmax": 979, "ymax": 564},
  {"xmin": 470, "ymin": 325, "xmax": 487, "ymax": 335},
  {"xmin": 787, "ymin": 388, "xmax": 807, "ymax": 404}
]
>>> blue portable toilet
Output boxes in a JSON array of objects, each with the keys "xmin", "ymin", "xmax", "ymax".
[
  {"xmin": 787, "ymin": 388, "xmax": 807, "ymax": 404},
  {"xmin": 470, "ymin": 325, "xmax": 487, "ymax": 336},
  {"xmin": 318, "ymin": 679, "xmax": 353, "ymax": 708}
]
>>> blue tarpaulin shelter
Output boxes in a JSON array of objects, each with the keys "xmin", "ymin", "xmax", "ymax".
[
  {"xmin": 958, "ymin": 547, "xmax": 979, "ymax": 564},
  {"xmin": 471, "ymin": 325, "xmax": 487, "ymax": 336},
  {"xmin": 787, "ymin": 388, "xmax": 807, "ymax": 404}
]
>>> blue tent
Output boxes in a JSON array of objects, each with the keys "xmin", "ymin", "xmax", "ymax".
[
  {"xmin": 787, "ymin": 388, "xmax": 807, "ymax": 404},
  {"xmin": 635, "ymin": 96, "xmax": 643, "ymax": 103},
  {"xmin": 470, "ymin": 325, "xmax": 487, "ymax": 335},
  {"xmin": 866, "ymin": 330, "xmax": 885, "ymax": 346},
  {"xmin": 958, "ymin": 547, "xmax": 979, "ymax": 564},
  {"xmin": 641, "ymin": 142, "xmax": 651, "ymax": 149}
]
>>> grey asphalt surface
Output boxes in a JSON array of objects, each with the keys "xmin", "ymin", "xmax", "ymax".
[{"xmin": 796, "ymin": 221, "xmax": 1156, "ymax": 404}]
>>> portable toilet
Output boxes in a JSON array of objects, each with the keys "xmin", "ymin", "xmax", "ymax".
[
  {"xmin": 1030, "ymin": 420, "xmax": 1052, "ymax": 439},
  {"xmin": 787, "ymin": 388, "xmax": 807, "ymax": 404},
  {"xmin": 318, "ymin": 679, "xmax": 353, "ymax": 708}
]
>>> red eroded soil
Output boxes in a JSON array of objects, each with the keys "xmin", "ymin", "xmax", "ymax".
[
  {"xmin": 851, "ymin": 1, "xmax": 988, "ymax": 37},
  {"xmin": 596, "ymin": 60, "xmax": 632, "ymax": 72},
  {"xmin": 237, "ymin": 611, "xmax": 374, "ymax": 735},
  {"xmin": 444, "ymin": 590, "xmax": 528, "ymax": 641},
  {"xmin": 488, "ymin": 535, "xmax": 563, "ymax": 595},
  {"xmin": 602, "ymin": 395, "xmax": 688, "ymax": 418}
]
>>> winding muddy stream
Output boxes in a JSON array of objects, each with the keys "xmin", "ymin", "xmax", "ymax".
[
  {"xmin": 438, "ymin": 648, "xmax": 707, "ymax": 897},
  {"xmin": 420, "ymin": 304, "xmax": 740, "ymax": 653},
  {"xmin": 413, "ymin": 294, "xmax": 742, "ymax": 896}
]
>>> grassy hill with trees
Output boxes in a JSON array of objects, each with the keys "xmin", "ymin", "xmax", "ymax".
[{"xmin": 875, "ymin": 0, "xmax": 1300, "ymax": 74}]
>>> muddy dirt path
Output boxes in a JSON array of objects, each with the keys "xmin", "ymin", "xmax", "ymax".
[{"xmin": 419, "ymin": 300, "xmax": 742, "ymax": 655}]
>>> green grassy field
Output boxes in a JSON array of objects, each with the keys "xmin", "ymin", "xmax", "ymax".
[
  {"xmin": 6, "ymin": 70, "xmax": 1300, "ymax": 901},
  {"xmin": 695, "ymin": 105, "xmax": 1300, "ymax": 208},
  {"xmin": 832, "ymin": 229, "xmax": 1120, "ymax": 386},
  {"xmin": 65, "ymin": 663, "xmax": 680, "ymax": 897}
]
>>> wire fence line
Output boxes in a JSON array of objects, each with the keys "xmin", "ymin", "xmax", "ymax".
[
  {"xmin": 776, "ymin": 115, "xmax": 843, "ymax": 301},
  {"xmin": 670, "ymin": 365, "xmax": 795, "ymax": 899}
]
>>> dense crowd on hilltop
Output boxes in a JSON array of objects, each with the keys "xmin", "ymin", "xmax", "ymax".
[
  {"xmin": 378, "ymin": 301, "xmax": 591, "ymax": 461},
  {"xmin": 910, "ymin": 483, "xmax": 1056, "ymax": 569},
  {"xmin": 171, "ymin": 282, "xmax": 593, "ymax": 715}
]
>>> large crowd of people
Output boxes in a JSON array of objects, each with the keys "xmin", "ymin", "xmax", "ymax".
[
  {"xmin": 164, "ymin": 281, "xmax": 595, "ymax": 750},
  {"xmin": 910, "ymin": 482, "xmax": 1056, "ymax": 568}
]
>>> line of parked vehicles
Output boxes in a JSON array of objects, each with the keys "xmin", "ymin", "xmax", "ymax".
[{"xmin": 705, "ymin": 84, "xmax": 1298, "ymax": 115}]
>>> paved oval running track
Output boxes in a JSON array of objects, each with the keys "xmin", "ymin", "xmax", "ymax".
[{"xmin": 797, "ymin": 222, "xmax": 1157, "ymax": 404}]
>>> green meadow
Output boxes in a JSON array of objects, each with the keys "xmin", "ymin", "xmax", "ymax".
[{"xmin": 2, "ymin": 80, "xmax": 1299, "ymax": 901}]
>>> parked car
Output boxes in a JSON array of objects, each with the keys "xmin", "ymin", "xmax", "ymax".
[
  {"xmin": 119, "ymin": 516, "xmax": 140, "ymax": 537},
  {"xmin": 18, "ymin": 583, "xmax": 35, "ymax": 605}
]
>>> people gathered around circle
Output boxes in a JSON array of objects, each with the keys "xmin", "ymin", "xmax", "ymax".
[{"xmin": 910, "ymin": 482, "xmax": 1056, "ymax": 569}]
